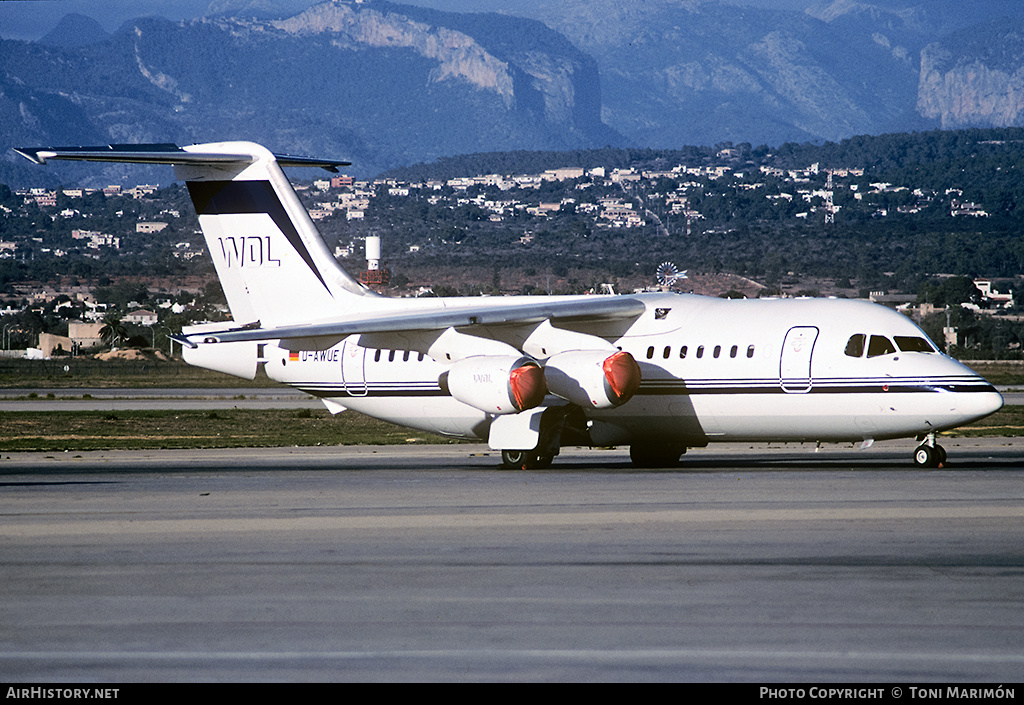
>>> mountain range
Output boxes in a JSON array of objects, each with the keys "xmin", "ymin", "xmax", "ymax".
[
  {"xmin": 529, "ymin": 0, "xmax": 1024, "ymax": 148},
  {"xmin": 3, "ymin": 0, "xmax": 1024, "ymax": 186}
]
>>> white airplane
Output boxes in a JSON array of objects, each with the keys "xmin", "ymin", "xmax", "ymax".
[{"xmin": 17, "ymin": 141, "xmax": 1004, "ymax": 468}]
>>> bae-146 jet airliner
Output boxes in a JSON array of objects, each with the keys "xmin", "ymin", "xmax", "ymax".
[{"xmin": 16, "ymin": 141, "xmax": 1003, "ymax": 468}]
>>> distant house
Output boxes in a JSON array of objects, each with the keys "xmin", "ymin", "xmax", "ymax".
[
  {"xmin": 72, "ymin": 229, "xmax": 120, "ymax": 249},
  {"xmin": 123, "ymin": 309, "xmax": 158, "ymax": 326},
  {"xmin": 32, "ymin": 192, "xmax": 57, "ymax": 207},
  {"xmin": 38, "ymin": 333, "xmax": 73, "ymax": 358},
  {"xmin": 68, "ymin": 322, "xmax": 104, "ymax": 350},
  {"xmin": 974, "ymin": 279, "xmax": 1014, "ymax": 308},
  {"xmin": 136, "ymin": 222, "xmax": 168, "ymax": 233},
  {"xmin": 543, "ymin": 168, "xmax": 585, "ymax": 181}
]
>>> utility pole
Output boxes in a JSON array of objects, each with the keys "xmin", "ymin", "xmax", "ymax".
[{"xmin": 824, "ymin": 171, "xmax": 835, "ymax": 225}]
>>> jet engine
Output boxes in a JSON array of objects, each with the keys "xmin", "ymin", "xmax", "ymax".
[
  {"xmin": 544, "ymin": 350, "xmax": 641, "ymax": 409},
  {"xmin": 179, "ymin": 322, "xmax": 260, "ymax": 379},
  {"xmin": 440, "ymin": 355, "xmax": 547, "ymax": 415},
  {"xmin": 182, "ymin": 340, "xmax": 258, "ymax": 380}
]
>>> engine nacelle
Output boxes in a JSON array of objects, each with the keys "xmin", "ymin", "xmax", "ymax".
[
  {"xmin": 182, "ymin": 340, "xmax": 258, "ymax": 380},
  {"xmin": 440, "ymin": 355, "xmax": 547, "ymax": 415},
  {"xmin": 544, "ymin": 350, "xmax": 641, "ymax": 409}
]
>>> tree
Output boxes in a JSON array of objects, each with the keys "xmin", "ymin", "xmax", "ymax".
[
  {"xmin": 98, "ymin": 313, "xmax": 128, "ymax": 349},
  {"xmin": 918, "ymin": 276, "xmax": 982, "ymax": 306}
]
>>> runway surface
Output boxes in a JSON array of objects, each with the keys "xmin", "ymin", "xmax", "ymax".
[{"xmin": 1, "ymin": 439, "xmax": 1022, "ymax": 682}]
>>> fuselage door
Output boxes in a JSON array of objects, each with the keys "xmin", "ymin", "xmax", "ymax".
[
  {"xmin": 341, "ymin": 339, "xmax": 368, "ymax": 396},
  {"xmin": 780, "ymin": 326, "xmax": 819, "ymax": 393}
]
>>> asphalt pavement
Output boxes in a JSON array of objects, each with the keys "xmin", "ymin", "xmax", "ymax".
[{"xmin": 1, "ymin": 440, "xmax": 1022, "ymax": 682}]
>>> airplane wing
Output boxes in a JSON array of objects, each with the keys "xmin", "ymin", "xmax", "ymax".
[
  {"xmin": 177, "ymin": 296, "xmax": 646, "ymax": 347},
  {"xmin": 13, "ymin": 144, "xmax": 350, "ymax": 172}
]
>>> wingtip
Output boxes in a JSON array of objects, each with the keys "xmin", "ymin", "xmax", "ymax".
[{"xmin": 12, "ymin": 147, "xmax": 52, "ymax": 165}]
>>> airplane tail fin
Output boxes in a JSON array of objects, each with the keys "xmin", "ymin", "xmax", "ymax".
[{"xmin": 15, "ymin": 142, "xmax": 373, "ymax": 327}]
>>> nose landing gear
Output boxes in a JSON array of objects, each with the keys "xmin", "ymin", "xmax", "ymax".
[{"xmin": 913, "ymin": 434, "xmax": 946, "ymax": 468}]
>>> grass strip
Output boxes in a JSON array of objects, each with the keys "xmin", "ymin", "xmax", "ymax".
[
  {"xmin": 0, "ymin": 409, "xmax": 464, "ymax": 452},
  {"xmin": 944, "ymin": 404, "xmax": 1024, "ymax": 437}
]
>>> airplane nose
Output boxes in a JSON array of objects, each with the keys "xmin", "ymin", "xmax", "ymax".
[{"xmin": 958, "ymin": 389, "xmax": 1004, "ymax": 426}]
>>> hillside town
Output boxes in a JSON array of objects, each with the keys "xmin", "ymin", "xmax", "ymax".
[{"xmin": 2, "ymin": 143, "xmax": 1022, "ymax": 361}]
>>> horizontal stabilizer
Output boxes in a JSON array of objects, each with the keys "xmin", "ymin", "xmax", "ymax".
[
  {"xmin": 177, "ymin": 296, "xmax": 647, "ymax": 347},
  {"xmin": 14, "ymin": 144, "xmax": 349, "ymax": 172}
]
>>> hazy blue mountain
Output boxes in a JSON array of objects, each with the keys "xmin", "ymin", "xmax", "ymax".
[
  {"xmin": 526, "ymin": 0, "xmax": 1024, "ymax": 148},
  {"xmin": 918, "ymin": 18, "xmax": 1024, "ymax": 130},
  {"xmin": 6, "ymin": 0, "xmax": 1024, "ymax": 187},
  {"xmin": 0, "ymin": 0, "xmax": 619, "ymax": 186},
  {"xmin": 37, "ymin": 13, "xmax": 111, "ymax": 48}
]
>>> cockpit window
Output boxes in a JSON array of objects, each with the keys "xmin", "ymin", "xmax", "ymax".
[
  {"xmin": 867, "ymin": 335, "xmax": 896, "ymax": 358},
  {"xmin": 894, "ymin": 336, "xmax": 935, "ymax": 353},
  {"xmin": 844, "ymin": 334, "xmax": 865, "ymax": 357}
]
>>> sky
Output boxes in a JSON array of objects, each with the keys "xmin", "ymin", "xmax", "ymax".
[{"xmin": 0, "ymin": 0, "xmax": 821, "ymax": 42}]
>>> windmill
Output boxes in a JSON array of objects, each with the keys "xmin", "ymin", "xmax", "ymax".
[{"xmin": 656, "ymin": 261, "xmax": 687, "ymax": 289}]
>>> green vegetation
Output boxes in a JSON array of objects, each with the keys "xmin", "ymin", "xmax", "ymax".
[
  {"xmin": 348, "ymin": 128, "xmax": 1024, "ymax": 306},
  {"xmin": 0, "ymin": 409, "xmax": 460, "ymax": 452},
  {"xmin": 6, "ymin": 127, "xmax": 1024, "ymax": 296},
  {"xmin": 947, "ymin": 404, "xmax": 1024, "ymax": 437},
  {"xmin": 960, "ymin": 361, "xmax": 1024, "ymax": 386},
  {"xmin": 0, "ymin": 357, "xmax": 273, "ymax": 389}
]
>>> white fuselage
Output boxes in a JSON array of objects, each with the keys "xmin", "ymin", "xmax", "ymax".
[{"xmin": 264, "ymin": 293, "xmax": 1003, "ymax": 447}]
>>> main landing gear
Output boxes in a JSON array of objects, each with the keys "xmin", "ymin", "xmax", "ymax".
[
  {"xmin": 629, "ymin": 443, "xmax": 686, "ymax": 468},
  {"xmin": 498, "ymin": 406, "xmax": 583, "ymax": 470},
  {"xmin": 913, "ymin": 434, "xmax": 946, "ymax": 468},
  {"xmin": 501, "ymin": 449, "xmax": 555, "ymax": 470}
]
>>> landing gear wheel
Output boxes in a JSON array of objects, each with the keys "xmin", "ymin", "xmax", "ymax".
[
  {"xmin": 914, "ymin": 444, "xmax": 942, "ymax": 468},
  {"xmin": 629, "ymin": 443, "xmax": 685, "ymax": 468},
  {"xmin": 501, "ymin": 449, "xmax": 554, "ymax": 470}
]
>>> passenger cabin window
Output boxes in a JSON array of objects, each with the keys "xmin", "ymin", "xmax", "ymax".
[{"xmin": 649, "ymin": 343, "xmax": 758, "ymax": 361}]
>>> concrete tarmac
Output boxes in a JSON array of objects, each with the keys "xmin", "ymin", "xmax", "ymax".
[{"xmin": 1, "ymin": 439, "xmax": 1022, "ymax": 682}]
